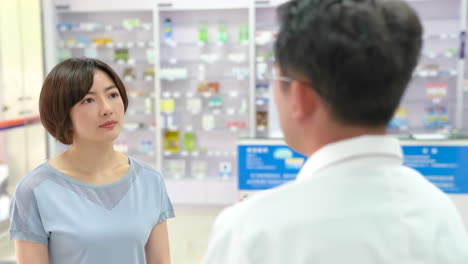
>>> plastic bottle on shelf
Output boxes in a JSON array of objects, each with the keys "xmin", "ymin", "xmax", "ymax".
[
  {"xmin": 197, "ymin": 64, "xmax": 206, "ymax": 81},
  {"xmin": 145, "ymin": 98, "xmax": 152, "ymax": 112},
  {"xmin": 239, "ymin": 24, "xmax": 249, "ymax": 43},
  {"xmin": 198, "ymin": 23, "xmax": 209, "ymax": 43},
  {"xmin": 139, "ymin": 140, "xmax": 146, "ymax": 153},
  {"xmin": 218, "ymin": 22, "xmax": 228, "ymax": 43},
  {"xmin": 164, "ymin": 18, "xmax": 173, "ymax": 42}
]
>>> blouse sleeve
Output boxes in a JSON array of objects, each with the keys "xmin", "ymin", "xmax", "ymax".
[
  {"xmin": 155, "ymin": 173, "xmax": 175, "ymax": 226},
  {"xmin": 9, "ymin": 180, "xmax": 49, "ymax": 245}
]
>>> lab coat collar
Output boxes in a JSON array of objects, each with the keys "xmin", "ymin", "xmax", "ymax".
[{"xmin": 296, "ymin": 135, "xmax": 403, "ymax": 181}]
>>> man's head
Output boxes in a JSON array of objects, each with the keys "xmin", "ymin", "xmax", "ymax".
[{"xmin": 273, "ymin": 0, "xmax": 423, "ymax": 152}]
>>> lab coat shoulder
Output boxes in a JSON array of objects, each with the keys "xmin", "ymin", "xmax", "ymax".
[{"xmin": 202, "ymin": 181, "xmax": 302, "ymax": 264}]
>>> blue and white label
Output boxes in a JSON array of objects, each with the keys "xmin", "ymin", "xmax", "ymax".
[
  {"xmin": 402, "ymin": 145, "xmax": 468, "ymax": 194},
  {"xmin": 238, "ymin": 145, "xmax": 305, "ymax": 190},
  {"xmin": 239, "ymin": 144, "xmax": 468, "ymax": 193}
]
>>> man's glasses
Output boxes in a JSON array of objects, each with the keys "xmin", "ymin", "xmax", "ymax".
[{"xmin": 262, "ymin": 72, "xmax": 294, "ymax": 83}]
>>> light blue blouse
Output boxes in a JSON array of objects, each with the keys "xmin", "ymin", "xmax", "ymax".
[{"xmin": 9, "ymin": 157, "xmax": 174, "ymax": 264}]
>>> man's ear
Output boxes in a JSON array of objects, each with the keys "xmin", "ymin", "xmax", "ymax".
[{"xmin": 289, "ymin": 80, "xmax": 318, "ymax": 120}]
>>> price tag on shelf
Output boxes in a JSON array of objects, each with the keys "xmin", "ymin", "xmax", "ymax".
[
  {"xmin": 419, "ymin": 70, "xmax": 428, "ymax": 77},
  {"xmin": 169, "ymin": 58, "xmax": 178, "ymax": 64},
  {"xmin": 227, "ymin": 108, "xmax": 235, "ymax": 115},
  {"xmin": 230, "ymin": 126, "xmax": 238, "ymax": 132},
  {"xmin": 127, "ymin": 42, "xmax": 135, "ymax": 48},
  {"xmin": 229, "ymin": 91, "xmax": 239, "ymax": 98},
  {"xmin": 186, "ymin": 125, "xmax": 193, "ymax": 132},
  {"xmin": 124, "ymin": 76, "xmax": 133, "ymax": 82},
  {"xmin": 164, "ymin": 151, "xmax": 172, "ymax": 156},
  {"xmin": 181, "ymin": 151, "xmax": 189, "ymax": 157},
  {"xmin": 116, "ymin": 42, "xmax": 124, "ymax": 48},
  {"xmin": 213, "ymin": 109, "xmax": 221, "ymax": 115},
  {"xmin": 162, "ymin": 92, "xmax": 171, "ymax": 98},
  {"xmin": 106, "ymin": 43, "xmax": 114, "ymax": 48},
  {"xmin": 145, "ymin": 76, "xmax": 153, "ymax": 81},
  {"xmin": 142, "ymin": 23, "xmax": 152, "ymax": 31},
  {"xmin": 192, "ymin": 151, "xmax": 200, "ymax": 157},
  {"xmin": 117, "ymin": 59, "xmax": 125, "ymax": 65},
  {"xmin": 256, "ymin": 56, "xmax": 265, "ymax": 62},
  {"xmin": 186, "ymin": 92, "xmax": 194, "ymax": 98},
  {"xmin": 173, "ymin": 92, "xmax": 181, "ymax": 98},
  {"xmin": 105, "ymin": 25, "xmax": 113, "ymax": 31},
  {"xmin": 128, "ymin": 59, "xmax": 136, "ymax": 65}
]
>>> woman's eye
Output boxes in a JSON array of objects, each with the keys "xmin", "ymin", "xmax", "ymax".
[
  {"xmin": 83, "ymin": 98, "xmax": 94, "ymax": 104},
  {"xmin": 110, "ymin": 92, "xmax": 120, "ymax": 98}
]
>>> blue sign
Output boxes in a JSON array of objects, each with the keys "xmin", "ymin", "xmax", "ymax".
[
  {"xmin": 401, "ymin": 145, "xmax": 468, "ymax": 194},
  {"xmin": 238, "ymin": 145, "xmax": 306, "ymax": 190},
  {"xmin": 238, "ymin": 144, "xmax": 468, "ymax": 194}
]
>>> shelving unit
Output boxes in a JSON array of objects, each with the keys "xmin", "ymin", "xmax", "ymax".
[
  {"xmin": 390, "ymin": 0, "xmax": 463, "ymax": 134},
  {"xmin": 41, "ymin": 0, "xmax": 468, "ymax": 205},
  {"xmin": 53, "ymin": 10, "xmax": 158, "ymax": 165},
  {"xmin": 254, "ymin": 1, "xmax": 281, "ymax": 138}
]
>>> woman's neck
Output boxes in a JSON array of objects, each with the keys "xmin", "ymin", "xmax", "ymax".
[{"xmin": 62, "ymin": 141, "xmax": 120, "ymax": 174}]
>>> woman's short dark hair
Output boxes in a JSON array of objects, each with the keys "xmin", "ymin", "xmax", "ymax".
[{"xmin": 39, "ymin": 58, "xmax": 129, "ymax": 145}]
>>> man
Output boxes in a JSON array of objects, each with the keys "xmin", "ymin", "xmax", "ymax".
[{"xmin": 202, "ymin": 0, "xmax": 468, "ymax": 263}]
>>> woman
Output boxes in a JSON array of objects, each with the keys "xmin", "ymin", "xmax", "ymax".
[{"xmin": 9, "ymin": 58, "xmax": 174, "ymax": 264}]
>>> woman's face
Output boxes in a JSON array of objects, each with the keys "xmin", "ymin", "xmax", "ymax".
[{"xmin": 69, "ymin": 70, "xmax": 125, "ymax": 145}]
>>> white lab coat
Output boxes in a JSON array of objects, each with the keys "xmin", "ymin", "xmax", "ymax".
[{"xmin": 202, "ymin": 136, "xmax": 468, "ymax": 264}]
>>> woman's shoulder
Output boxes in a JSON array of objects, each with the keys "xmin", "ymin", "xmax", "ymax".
[
  {"xmin": 14, "ymin": 161, "xmax": 54, "ymax": 198},
  {"xmin": 129, "ymin": 157, "xmax": 164, "ymax": 182}
]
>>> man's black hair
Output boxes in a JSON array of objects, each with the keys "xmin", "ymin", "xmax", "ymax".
[{"xmin": 275, "ymin": 0, "xmax": 423, "ymax": 126}]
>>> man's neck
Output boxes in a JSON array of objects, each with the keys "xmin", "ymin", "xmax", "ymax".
[{"xmin": 301, "ymin": 123, "xmax": 387, "ymax": 157}]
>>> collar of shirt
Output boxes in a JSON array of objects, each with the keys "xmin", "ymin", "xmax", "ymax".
[{"xmin": 296, "ymin": 135, "xmax": 403, "ymax": 182}]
